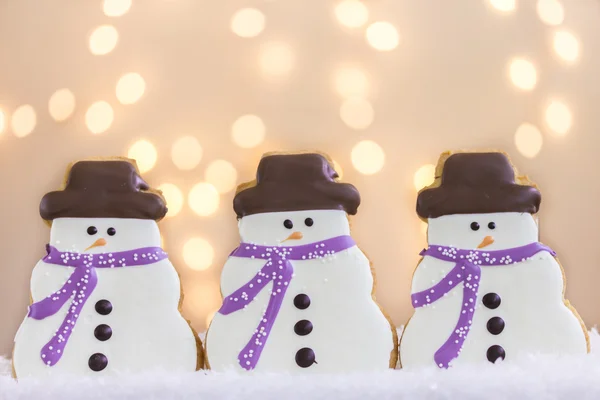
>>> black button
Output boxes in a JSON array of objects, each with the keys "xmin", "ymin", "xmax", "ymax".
[
  {"xmin": 293, "ymin": 294, "xmax": 310, "ymax": 310},
  {"xmin": 295, "ymin": 348, "xmax": 315, "ymax": 368},
  {"xmin": 486, "ymin": 345, "xmax": 505, "ymax": 363},
  {"xmin": 94, "ymin": 324, "xmax": 113, "ymax": 341},
  {"xmin": 294, "ymin": 320, "xmax": 313, "ymax": 336},
  {"xmin": 487, "ymin": 317, "xmax": 505, "ymax": 335},
  {"xmin": 482, "ymin": 293, "xmax": 501, "ymax": 309},
  {"xmin": 88, "ymin": 353, "xmax": 108, "ymax": 371},
  {"xmin": 95, "ymin": 300, "xmax": 113, "ymax": 315}
]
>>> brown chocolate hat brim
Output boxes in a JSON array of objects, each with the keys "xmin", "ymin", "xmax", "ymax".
[
  {"xmin": 40, "ymin": 190, "xmax": 168, "ymax": 221},
  {"xmin": 234, "ymin": 181, "xmax": 360, "ymax": 218},
  {"xmin": 416, "ymin": 184, "xmax": 541, "ymax": 219}
]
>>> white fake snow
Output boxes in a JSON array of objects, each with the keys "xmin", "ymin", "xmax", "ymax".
[{"xmin": 1, "ymin": 328, "xmax": 600, "ymax": 400}]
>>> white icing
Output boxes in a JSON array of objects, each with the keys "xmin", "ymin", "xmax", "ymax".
[
  {"xmin": 206, "ymin": 209, "xmax": 395, "ymax": 372},
  {"xmin": 237, "ymin": 210, "xmax": 352, "ymax": 246},
  {"xmin": 400, "ymin": 212, "xmax": 588, "ymax": 368},
  {"xmin": 48, "ymin": 218, "xmax": 163, "ymax": 253},
  {"xmin": 13, "ymin": 218, "xmax": 198, "ymax": 377}
]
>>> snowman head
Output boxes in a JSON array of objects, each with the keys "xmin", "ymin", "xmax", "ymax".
[
  {"xmin": 49, "ymin": 218, "xmax": 161, "ymax": 253},
  {"xmin": 238, "ymin": 210, "xmax": 350, "ymax": 246},
  {"xmin": 417, "ymin": 151, "xmax": 542, "ymax": 251},
  {"xmin": 39, "ymin": 159, "xmax": 167, "ymax": 253},
  {"xmin": 427, "ymin": 212, "xmax": 538, "ymax": 250},
  {"xmin": 233, "ymin": 152, "xmax": 360, "ymax": 245}
]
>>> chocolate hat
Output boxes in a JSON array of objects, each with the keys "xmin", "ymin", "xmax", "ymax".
[
  {"xmin": 40, "ymin": 158, "xmax": 167, "ymax": 221},
  {"xmin": 233, "ymin": 153, "xmax": 360, "ymax": 218},
  {"xmin": 416, "ymin": 152, "xmax": 541, "ymax": 219}
]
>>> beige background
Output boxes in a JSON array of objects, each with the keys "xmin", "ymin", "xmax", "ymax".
[{"xmin": 1, "ymin": 0, "xmax": 599, "ymax": 357}]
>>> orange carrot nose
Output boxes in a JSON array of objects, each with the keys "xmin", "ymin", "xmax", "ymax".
[
  {"xmin": 282, "ymin": 231, "xmax": 303, "ymax": 242},
  {"xmin": 477, "ymin": 236, "xmax": 494, "ymax": 249},
  {"xmin": 85, "ymin": 238, "xmax": 107, "ymax": 251}
]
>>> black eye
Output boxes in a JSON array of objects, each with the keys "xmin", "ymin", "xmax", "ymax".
[
  {"xmin": 87, "ymin": 226, "xmax": 98, "ymax": 235},
  {"xmin": 107, "ymin": 227, "xmax": 116, "ymax": 236},
  {"xmin": 488, "ymin": 222, "xmax": 496, "ymax": 230},
  {"xmin": 283, "ymin": 219, "xmax": 293, "ymax": 229},
  {"xmin": 470, "ymin": 222, "xmax": 480, "ymax": 231},
  {"xmin": 304, "ymin": 218, "xmax": 314, "ymax": 227}
]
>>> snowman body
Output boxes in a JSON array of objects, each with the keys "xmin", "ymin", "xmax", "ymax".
[
  {"xmin": 13, "ymin": 217, "xmax": 198, "ymax": 377},
  {"xmin": 206, "ymin": 209, "xmax": 395, "ymax": 372},
  {"xmin": 400, "ymin": 212, "xmax": 588, "ymax": 367}
]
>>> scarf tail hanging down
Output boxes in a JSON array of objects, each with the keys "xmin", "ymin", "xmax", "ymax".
[
  {"xmin": 411, "ymin": 242, "xmax": 555, "ymax": 368},
  {"xmin": 218, "ymin": 235, "xmax": 356, "ymax": 370},
  {"xmin": 27, "ymin": 245, "xmax": 168, "ymax": 366}
]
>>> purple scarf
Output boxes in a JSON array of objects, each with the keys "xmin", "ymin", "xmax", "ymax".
[
  {"xmin": 411, "ymin": 242, "xmax": 555, "ymax": 368},
  {"xmin": 28, "ymin": 244, "xmax": 168, "ymax": 366},
  {"xmin": 218, "ymin": 235, "xmax": 356, "ymax": 370}
]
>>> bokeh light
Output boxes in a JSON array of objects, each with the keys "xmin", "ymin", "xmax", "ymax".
[
  {"xmin": 553, "ymin": 31, "xmax": 579, "ymax": 62},
  {"xmin": 89, "ymin": 25, "xmax": 119, "ymax": 55},
  {"xmin": 85, "ymin": 101, "xmax": 114, "ymax": 134},
  {"xmin": 536, "ymin": 0, "xmax": 564, "ymax": 26},
  {"xmin": 334, "ymin": 67, "xmax": 369, "ymax": 98},
  {"xmin": 204, "ymin": 160, "xmax": 238, "ymax": 194},
  {"xmin": 127, "ymin": 139, "xmax": 158, "ymax": 173},
  {"xmin": 231, "ymin": 114, "xmax": 266, "ymax": 148},
  {"xmin": 158, "ymin": 183, "xmax": 184, "ymax": 217},
  {"xmin": 365, "ymin": 22, "xmax": 400, "ymax": 51},
  {"xmin": 231, "ymin": 8, "xmax": 265, "ymax": 38},
  {"xmin": 514, "ymin": 123, "xmax": 543, "ymax": 158},
  {"xmin": 171, "ymin": 136, "xmax": 203, "ymax": 170},
  {"xmin": 259, "ymin": 42, "xmax": 294, "ymax": 77},
  {"xmin": 116, "ymin": 73, "xmax": 146, "ymax": 105},
  {"xmin": 334, "ymin": 0, "xmax": 369, "ymax": 28},
  {"xmin": 545, "ymin": 100, "xmax": 572, "ymax": 136},
  {"xmin": 0, "ymin": 108, "xmax": 5, "ymax": 134},
  {"xmin": 351, "ymin": 140, "xmax": 385, "ymax": 175},
  {"xmin": 48, "ymin": 89, "xmax": 76, "ymax": 122},
  {"xmin": 413, "ymin": 164, "xmax": 436, "ymax": 191},
  {"xmin": 509, "ymin": 58, "xmax": 537, "ymax": 91},
  {"xmin": 489, "ymin": 0, "xmax": 516, "ymax": 12},
  {"xmin": 189, "ymin": 182, "xmax": 220, "ymax": 216},
  {"xmin": 11, "ymin": 105, "xmax": 36, "ymax": 138},
  {"xmin": 183, "ymin": 237, "xmax": 215, "ymax": 271},
  {"xmin": 103, "ymin": 0, "xmax": 131, "ymax": 17},
  {"xmin": 339, "ymin": 97, "xmax": 374, "ymax": 130}
]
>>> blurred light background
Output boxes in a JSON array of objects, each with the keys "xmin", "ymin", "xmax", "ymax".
[{"xmin": 0, "ymin": 0, "xmax": 599, "ymax": 356}]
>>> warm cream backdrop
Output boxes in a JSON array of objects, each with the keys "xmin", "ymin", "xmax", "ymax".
[{"xmin": 1, "ymin": 0, "xmax": 599, "ymax": 357}]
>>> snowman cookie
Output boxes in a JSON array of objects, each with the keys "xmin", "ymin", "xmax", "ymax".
[
  {"xmin": 205, "ymin": 152, "xmax": 397, "ymax": 372},
  {"xmin": 400, "ymin": 151, "xmax": 589, "ymax": 368},
  {"xmin": 13, "ymin": 158, "xmax": 202, "ymax": 377}
]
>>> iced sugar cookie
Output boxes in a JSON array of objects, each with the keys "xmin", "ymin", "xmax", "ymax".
[
  {"xmin": 400, "ymin": 151, "xmax": 589, "ymax": 368},
  {"xmin": 205, "ymin": 152, "xmax": 397, "ymax": 372},
  {"xmin": 13, "ymin": 158, "xmax": 201, "ymax": 377}
]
